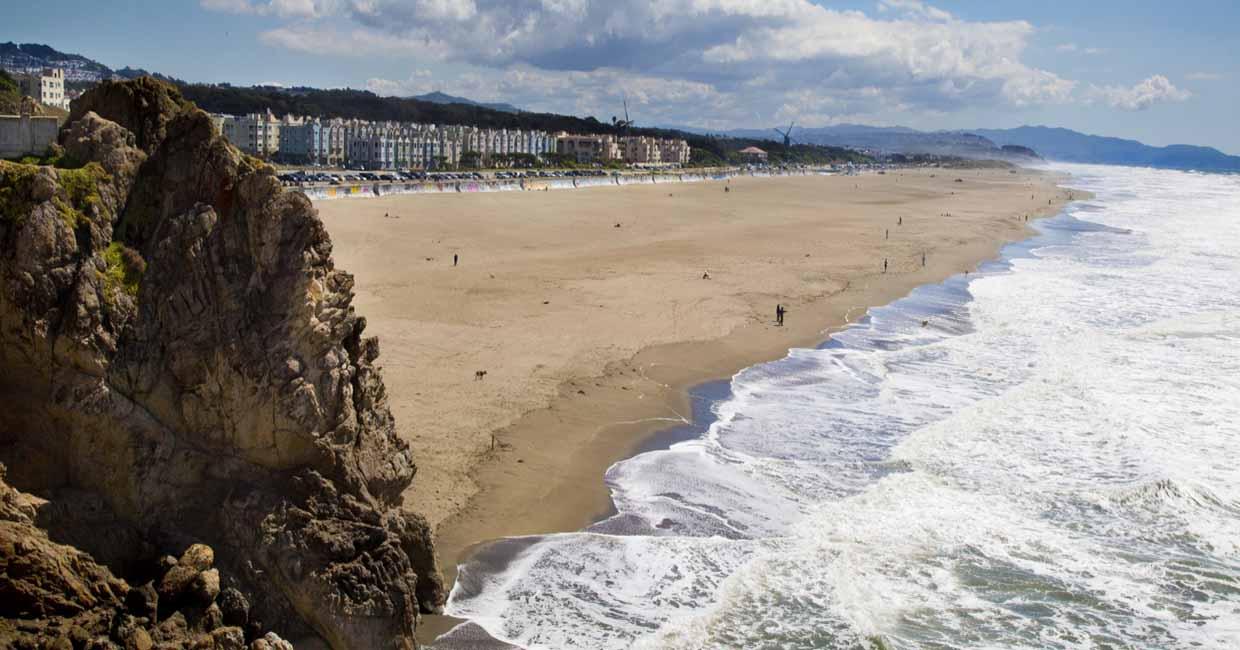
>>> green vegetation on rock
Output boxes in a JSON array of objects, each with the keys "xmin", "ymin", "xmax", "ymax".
[
  {"xmin": 102, "ymin": 241, "xmax": 145, "ymax": 297},
  {"xmin": 7, "ymin": 143, "xmax": 83, "ymax": 169},
  {"xmin": 55, "ymin": 162, "xmax": 110, "ymax": 225},
  {"xmin": 0, "ymin": 160, "xmax": 110, "ymax": 228},
  {"xmin": 0, "ymin": 160, "xmax": 38, "ymax": 223},
  {"xmin": 0, "ymin": 69, "xmax": 19, "ymax": 114}
]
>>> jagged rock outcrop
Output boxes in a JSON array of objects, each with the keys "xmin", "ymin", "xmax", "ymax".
[
  {"xmin": 1, "ymin": 464, "xmax": 296, "ymax": 649},
  {"xmin": 0, "ymin": 78, "xmax": 443, "ymax": 648}
]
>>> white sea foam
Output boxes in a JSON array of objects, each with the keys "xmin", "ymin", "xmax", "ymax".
[{"xmin": 444, "ymin": 164, "xmax": 1240, "ymax": 649}]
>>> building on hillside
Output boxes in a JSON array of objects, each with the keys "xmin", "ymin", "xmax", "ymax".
[
  {"xmin": 17, "ymin": 68, "xmax": 69, "ymax": 110},
  {"xmin": 555, "ymin": 133, "xmax": 621, "ymax": 164},
  {"xmin": 207, "ymin": 109, "xmax": 666, "ymax": 170},
  {"xmin": 738, "ymin": 146, "xmax": 768, "ymax": 163},
  {"xmin": 620, "ymin": 136, "xmax": 661, "ymax": 164},
  {"xmin": 0, "ymin": 100, "xmax": 59, "ymax": 158},
  {"xmin": 658, "ymin": 138, "xmax": 691, "ymax": 165}
]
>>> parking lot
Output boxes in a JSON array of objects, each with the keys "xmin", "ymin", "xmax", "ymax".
[{"xmin": 276, "ymin": 167, "xmax": 621, "ymax": 188}]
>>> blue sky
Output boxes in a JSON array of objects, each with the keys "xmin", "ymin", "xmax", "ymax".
[{"xmin": 8, "ymin": 0, "xmax": 1237, "ymax": 153}]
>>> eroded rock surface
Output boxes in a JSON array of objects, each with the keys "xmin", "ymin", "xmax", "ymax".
[
  {"xmin": 0, "ymin": 78, "xmax": 443, "ymax": 649},
  {"xmin": 0, "ymin": 465, "xmax": 297, "ymax": 649}
]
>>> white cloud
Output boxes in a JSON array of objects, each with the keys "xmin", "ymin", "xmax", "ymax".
[
  {"xmin": 200, "ymin": 0, "xmax": 1181, "ymax": 127},
  {"xmin": 1090, "ymin": 75, "xmax": 1191, "ymax": 111},
  {"xmin": 877, "ymin": 0, "xmax": 952, "ymax": 22},
  {"xmin": 1056, "ymin": 43, "xmax": 1103, "ymax": 55},
  {"xmin": 200, "ymin": 0, "xmax": 337, "ymax": 18},
  {"xmin": 365, "ymin": 69, "xmax": 436, "ymax": 96},
  {"xmin": 366, "ymin": 64, "xmax": 734, "ymax": 126},
  {"xmin": 259, "ymin": 24, "xmax": 450, "ymax": 57}
]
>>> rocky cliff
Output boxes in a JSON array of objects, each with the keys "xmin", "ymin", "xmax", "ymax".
[
  {"xmin": 0, "ymin": 78, "xmax": 443, "ymax": 648},
  {"xmin": 1, "ymin": 463, "xmax": 297, "ymax": 648}
]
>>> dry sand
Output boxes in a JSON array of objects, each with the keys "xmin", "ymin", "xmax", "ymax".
[{"xmin": 316, "ymin": 168, "xmax": 1073, "ymax": 596}]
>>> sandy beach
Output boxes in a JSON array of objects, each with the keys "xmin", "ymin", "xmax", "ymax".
[{"xmin": 315, "ymin": 167, "xmax": 1073, "ymax": 605}]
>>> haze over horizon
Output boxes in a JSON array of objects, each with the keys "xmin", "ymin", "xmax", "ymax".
[{"xmin": 7, "ymin": 0, "xmax": 1238, "ymax": 154}]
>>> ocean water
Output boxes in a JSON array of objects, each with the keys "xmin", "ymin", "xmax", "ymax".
[{"xmin": 444, "ymin": 164, "xmax": 1240, "ymax": 649}]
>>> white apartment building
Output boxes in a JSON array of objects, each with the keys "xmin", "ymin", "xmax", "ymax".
[
  {"xmin": 210, "ymin": 110, "xmax": 679, "ymax": 169},
  {"xmin": 215, "ymin": 110, "xmax": 282, "ymax": 158},
  {"xmin": 658, "ymin": 138, "xmax": 691, "ymax": 165},
  {"xmin": 18, "ymin": 68, "xmax": 69, "ymax": 111},
  {"xmin": 620, "ymin": 136, "xmax": 662, "ymax": 164}
]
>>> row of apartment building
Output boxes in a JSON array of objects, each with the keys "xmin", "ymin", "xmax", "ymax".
[{"xmin": 210, "ymin": 110, "xmax": 690, "ymax": 169}]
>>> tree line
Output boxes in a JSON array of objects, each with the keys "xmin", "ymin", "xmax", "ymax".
[{"xmin": 176, "ymin": 83, "xmax": 871, "ymax": 167}]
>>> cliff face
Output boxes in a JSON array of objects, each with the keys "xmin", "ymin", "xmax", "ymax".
[{"xmin": 0, "ymin": 78, "xmax": 443, "ymax": 648}]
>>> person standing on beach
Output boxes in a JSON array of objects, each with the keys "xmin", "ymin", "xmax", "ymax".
[
  {"xmin": 884, "ymin": 258, "xmax": 888, "ymax": 273},
  {"xmin": 453, "ymin": 253, "xmax": 459, "ymax": 267},
  {"xmin": 922, "ymin": 251, "xmax": 926, "ymax": 268},
  {"xmin": 776, "ymin": 304, "xmax": 785, "ymax": 326},
  {"xmin": 898, "ymin": 216, "xmax": 903, "ymax": 226}
]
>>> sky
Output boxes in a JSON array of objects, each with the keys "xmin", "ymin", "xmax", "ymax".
[{"xmin": 8, "ymin": 0, "xmax": 1238, "ymax": 153}]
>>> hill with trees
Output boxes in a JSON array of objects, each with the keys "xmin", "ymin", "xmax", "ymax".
[{"xmin": 177, "ymin": 83, "xmax": 870, "ymax": 167}]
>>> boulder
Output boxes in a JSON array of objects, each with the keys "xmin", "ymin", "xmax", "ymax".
[
  {"xmin": 0, "ymin": 468, "xmax": 282, "ymax": 649},
  {"xmin": 180, "ymin": 544, "xmax": 215, "ymax": 572}
]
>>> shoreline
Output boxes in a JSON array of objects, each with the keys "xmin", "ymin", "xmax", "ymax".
[
  {"xmin": 311, "ymin": 168, "xmax": 1079, "ymax": 644},
  {"xmin": 413, "ymin": 171, "xmax": 1079, "ymax": 643}
]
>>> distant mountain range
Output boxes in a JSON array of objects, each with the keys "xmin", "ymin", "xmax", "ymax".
[
  {"xmin": 713, "ymin": 123, "xmax": 1239, "ymax": 172},
  {"xmin": 974, "ymin": 126, "xmax": 1240, "ymax": 172},
  {"xmin": 409, "ymin": 91, "xmax": 521, "ymax": 114},
  {"xmin": 727, "ymin": 124, "xmax": 1039, "ymax": 162}
]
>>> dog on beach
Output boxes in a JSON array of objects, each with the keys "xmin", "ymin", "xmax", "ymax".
[{"xmin": 475, "ymin": 370, "xmax": 488, "ymax": 380}]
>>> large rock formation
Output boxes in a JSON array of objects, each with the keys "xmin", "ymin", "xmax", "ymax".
[
  {"xmin": 1, "ymin": 463, "xmax": 296, "ymax": 648},
  {"xmin": 0, "ymin": 78, "xmax": 443, "ymax": 648}
]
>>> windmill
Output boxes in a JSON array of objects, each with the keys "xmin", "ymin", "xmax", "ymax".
[
  {"xmin": 611, "ymin": 96, "xmax": 633, "ymax": 136},
  {"xmin": 773, "ymin": 121, "xmax": 796, "ymax": 148}
]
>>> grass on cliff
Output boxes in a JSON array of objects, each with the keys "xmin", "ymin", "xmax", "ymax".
[
  {"xmin": 0, "ymin": 161, "xmax": 38, "ymax": 223},
  {"xmin": 56, "ymin": 162, "xmax": 110, "ymax": 226},
  {"xmin": 102, "ymin": 241, "xmax": 145, "ymax": 297},
  {"xmin": 0, "ymin": 159, "xmax": 109, "ymax": 229}
]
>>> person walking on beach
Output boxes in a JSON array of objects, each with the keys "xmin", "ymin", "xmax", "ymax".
[
  {"xmin": 898, "ymin": 216, "xmax": 903, "ymax": 226},
  {"xmin": 776, "ymin": 304, "xmax": 785, "ymax": 326},
  {"xmin": 884, "ymin": 258, "xmax": 888, "ymax": 273},
  {"xmin": 922, "ymin": 251, "xmax": 926, "ymax": 268},
  {"xmin": 453, "ymin": 253, "xmax": 459, "ymax": 267}
]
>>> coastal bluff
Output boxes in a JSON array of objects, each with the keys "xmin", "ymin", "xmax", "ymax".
[{"xmin": 0, "ymin": 78, "xmax": 443, "ymax": 648}]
